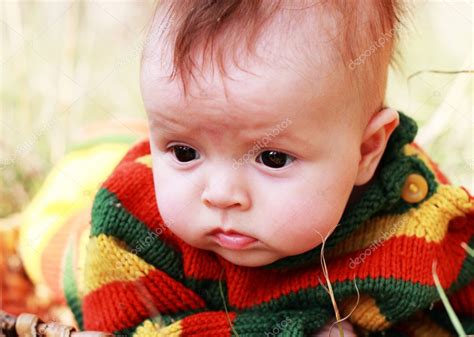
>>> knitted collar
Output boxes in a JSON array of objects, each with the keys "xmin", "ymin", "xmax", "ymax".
[{"xmin": 265, "ymin": 110, "xmax": 427, "ymax": 270}]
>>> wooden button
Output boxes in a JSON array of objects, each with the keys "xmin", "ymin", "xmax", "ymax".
[{"xmin": 401, "ymin": 173, "xmax": 429, "ymax": 203}]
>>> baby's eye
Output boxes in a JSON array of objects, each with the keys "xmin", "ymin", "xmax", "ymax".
[
  {"xmin": 256, "ymin": 150, "xmax": 295, "ymax": 169},
  {"xmin": 170, "ymin": 145, "xmax": 200, "ymax": 162}
]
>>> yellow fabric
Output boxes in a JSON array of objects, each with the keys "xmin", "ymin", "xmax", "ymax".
[
  {"xmin": 344, "ymin": 295, "xmax": 391, "ymax": 331},
  {"xmin": 403, "ymin": 144, "xmax": 438, "ymax": 179},
  {"xmin": 19, "ymin": 143, "xmax": 129, "ymax": 286},
  {"xmin": 76, "ymin": 225, "xmax": 91, "ymax": 296},
  {"xmin": 136, "ymin": 154, "xmax": 153, "ymax": 168},
  {"xmin": 134, "ymin": 319, "xmax": 183, "ymax": 337}
]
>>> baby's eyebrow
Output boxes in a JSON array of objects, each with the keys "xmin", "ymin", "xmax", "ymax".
[
  {"xmin": 150, "ymin": 114, "xmax": 193, "ymax": 133},
  {"xmin": 257, "ymin": 132, "xmax": 309, "ymax": 149},
  {"xmin": 151, "ymin": 112, "xmax": 310, "ymax": 149}
]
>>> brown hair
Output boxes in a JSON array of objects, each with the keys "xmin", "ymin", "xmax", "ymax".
[{"xmin": 146, "ymin": 0, "xmax": 406, "ymax": 106}]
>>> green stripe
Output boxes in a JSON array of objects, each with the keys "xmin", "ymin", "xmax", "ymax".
[
  {"xmin": 233, "ymin": 309, "xmax": 331, "ymax": 336},
  {"xmin": 204, "ymin": 276, "xmax": 450, "ymax": 324},
  {"xmin": 183, "ymin": 277, "xmax": 230, "ymax": 311},
  {"xmin": 114, "ymin": 326, "xmax": 139, "ymax": 337},
  {"xmin": 245, "ymin": 276, "xmax": 433, "ymax": 315},
  {"xmin": 448, "ymin": 234, "xmax": 474, "ymax": 293},
  {"xmin": 232, "ymin": 276, "xmax": 460, "ymax": 333},
  {"xmin": 63, "ymin": 241, "xmax": 84, "ymax": 330},
  {"xmin": 91, "ymin": 187, "xmax": 184, "ymax": 281}
]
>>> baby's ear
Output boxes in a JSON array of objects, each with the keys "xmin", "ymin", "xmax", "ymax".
[{"xmin": 354, "ymin": 108, "xmax": 399, "ymax": 186}]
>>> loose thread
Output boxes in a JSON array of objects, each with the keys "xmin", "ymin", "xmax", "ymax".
[{"xmin": 218, "ymin": 269, "xmax": 240, "ymax": 337}]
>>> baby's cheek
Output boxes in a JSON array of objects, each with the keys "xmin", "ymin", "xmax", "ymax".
[
  {"xmin": 268, "ymin": 194, "xmax": 346, "ymax": 255},
  {"xmin": 155, "ymin": 187, "xmax": 178, "ymax": 229},
  {"xmin": 154, "ymin": 178, "xmax": 190, "ymax": 233}
]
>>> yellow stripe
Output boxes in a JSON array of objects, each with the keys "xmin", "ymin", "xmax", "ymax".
[
  {"xmin": 134, "ymin": 319, "xmax": 182, "ymax": 337},
  {"xmin": 136, "ymin": 155, "xmax": 153, "ymax": 168},
  {"xmin": 403, "ymin": 144, "xmax": 439, "ymax": 180},
  {"xmin": 84, "ymin": 234, "xmax": 156, "ymax": 294},
  {"xmin": 329, "ymin": 184, "xmax": 473, "ymax": 258},
  {"xmin": 343, "ymin": 294, "xmax": 390, "ymax": 331}
]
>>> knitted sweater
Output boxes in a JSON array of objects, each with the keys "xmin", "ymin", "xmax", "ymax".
[{"xmin": 65, "ymin": 112, "xmax": 474, "ymax": 336}]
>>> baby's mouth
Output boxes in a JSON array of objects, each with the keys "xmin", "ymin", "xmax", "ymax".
[{"xmin": 210, "ymin": 229, "xmax": 257, "ymax": 250}]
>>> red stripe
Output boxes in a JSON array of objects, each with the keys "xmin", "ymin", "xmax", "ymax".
[
  {"xmin": 181, "ymin": 243, "xmax": 223, "ymax": 280},
  {"xmin": 339, "ymin": 219, "xmax": 471, "ymax": 286},
  {"xmin": 449, "ymin": 280, "xmax": 474, "ymax": 316},
  {"xmin": 219, "ymin": 215, "xmax": 473, "ymax": 309},
  {"xmin": 116, "ymin": 140, "xmax": 151, "ymax": 165},
  {"xmin": 461, "ymin": 186, "xmax": 474, "ymax": 201},
  {"xmin": 181, "ymin": 311, "xmax": 236, "ymax": 336},
  {"xmin": 83, "ymin": 269, "xmax": 205, "ymax": 332}
]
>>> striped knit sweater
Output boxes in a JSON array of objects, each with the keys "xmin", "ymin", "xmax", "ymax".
[{"xmin": 65, "ymin": 112, "xmax": 474, "ymax": 336}]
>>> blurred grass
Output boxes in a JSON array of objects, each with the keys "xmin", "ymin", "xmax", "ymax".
[{"xmin": 0, "ymin": 0, "xmax": 472, "ymax": 218}]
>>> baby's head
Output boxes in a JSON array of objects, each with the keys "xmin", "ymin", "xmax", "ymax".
[{"xmin": 140, "ymin": 0, "xmax": 404, "ymax": 267}]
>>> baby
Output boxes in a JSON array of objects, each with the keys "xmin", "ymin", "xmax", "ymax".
[
  {"xmin": 65, "ymin": 1, "xmax": 474, "ymax": 336},
  {"xmin": 141, "ymin": 0, "xmax": 400, "ymax": 268}
]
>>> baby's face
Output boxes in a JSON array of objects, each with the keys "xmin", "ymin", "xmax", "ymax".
[{"xmin": 140, "ymin": 31, "xmax": 367, "ymax": 267}]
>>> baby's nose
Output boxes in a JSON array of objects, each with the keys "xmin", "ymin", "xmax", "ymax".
[{"xmin": 201, "ymin": 172, "xmax": 250, "ymax": 210}]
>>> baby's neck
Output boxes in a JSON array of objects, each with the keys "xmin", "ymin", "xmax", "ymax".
[
  {"xmin": 347, "ymin": 184, "xmax": 369, "ymax": 206},
  {"xmin": 347, "ymin": 164, "xmax": 381, "ymax": 206}
]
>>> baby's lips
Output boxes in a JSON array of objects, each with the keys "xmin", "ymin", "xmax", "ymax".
[{"xmin": 211, "ymin": 229, "xmax": 257, "ymax": 249}]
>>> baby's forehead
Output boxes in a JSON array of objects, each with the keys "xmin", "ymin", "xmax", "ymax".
[
  {"xmin": 142, "ymin": 33, "xmax": 347, "ymax": 127},
  {"xmin": 143, "ymin": 63, "xmax": 320, "ymax": 128}
]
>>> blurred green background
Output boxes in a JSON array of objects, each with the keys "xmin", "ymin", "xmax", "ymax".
[{"xmin": 0, "ymin": 0, "xmax": 472, "ymax": 218}]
